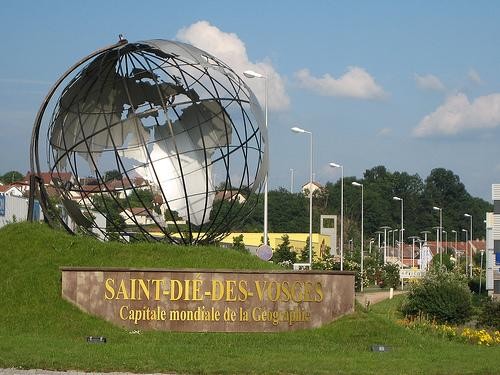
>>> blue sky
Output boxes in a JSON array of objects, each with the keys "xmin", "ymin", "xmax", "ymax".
[{"xmin": 1, "ymin": 0, "xmax": 499, "ymax": 200}]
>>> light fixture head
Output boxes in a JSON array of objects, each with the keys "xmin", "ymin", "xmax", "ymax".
[
  {"xmin": 291, "ymin": 126, "xmax": 305, "ymax": 133},
  {"xmin": 352, "ymin": 181, "xmax": 362, "ymax": 187},
  {"xmin": 243, "ymin": 70, "xmax": 264, "ymax": 79},
  {"xmin": 393, "ymin": 196, "xmax": 402, "ymax": 201},
  {"xmin": 432, "ymin": 206, "xmax": 441, "ymax": 211},
  {"xmin": 329, "ymin": 162, "xmax": 341, "ymax": 168},
  {"xmin": 461, "ymin": 228, "xmax": 467, "ymax": 232},
  {"xmin": 464, "ymin": 213, "xmax": 471, "ymax": 218}
]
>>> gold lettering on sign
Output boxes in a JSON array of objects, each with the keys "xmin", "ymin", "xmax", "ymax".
[{"xmin": 104, "ymin": 277, "xmax": 324, "ymax": 303}]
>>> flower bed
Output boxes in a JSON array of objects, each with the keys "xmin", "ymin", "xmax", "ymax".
[{"xmin": 399, "ymin": 315, "xmax": 500, "ymax": 346}]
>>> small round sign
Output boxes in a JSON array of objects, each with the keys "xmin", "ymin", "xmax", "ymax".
[{"xmin": 256, "ymin": 244, "xmax": 273, "ymax": 261}]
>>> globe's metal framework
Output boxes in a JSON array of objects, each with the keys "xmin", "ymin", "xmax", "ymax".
[{"xmin": 29, "ymin": 38, "xmax": 267, "ymax": 244}]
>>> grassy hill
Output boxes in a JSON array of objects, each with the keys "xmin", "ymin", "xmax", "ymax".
[{"xmin": 0, "ymin": 222, "xmax": 499, "ymax": 374}]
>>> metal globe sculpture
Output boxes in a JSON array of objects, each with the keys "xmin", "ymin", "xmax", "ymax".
[{"xmin": 29, "ymin": 38, "xmax": 267, "ymax": 244}]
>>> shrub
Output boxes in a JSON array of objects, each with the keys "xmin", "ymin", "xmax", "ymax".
[
  {"xmin": 477, "ymin": 299, "xmax": 500, "ymax": 330},
  {"xmin": 400, "ymin": 270, "xmax": 472, "ymax": 324},
  {"xmin": 379, "ymin": 263, "xmax": 400, "ymax": 289},
  {"xmin": 467, "ymin": 277, "xmax": 487, "ymax": 295}
]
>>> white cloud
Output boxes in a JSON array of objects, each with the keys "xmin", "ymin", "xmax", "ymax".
[
  {"xmin": 414, "ymin": 74, "xmax": 445, "ymax": 91},
  {"xmin": 377, "ymin": 127, "xmax": 392, "ymax": 136},
  {"xmin": 176, "ymin": 21, "xmax": 290, "ymax": 111},
  {"xmin": 294, "ymin": 67, "xmax": 386, "ymax": 99},
  {"xmin": 468, "ymin": 69, "xmax": 482, "ymax": 84},
  {"xmin": 412, "ymin": 92, "xmax": 500, "ymax": 137}
]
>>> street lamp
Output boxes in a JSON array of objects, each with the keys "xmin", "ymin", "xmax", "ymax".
[
  {"xmin": 451, "ymin": 229, "xmax": 458, "ymax": 265},
  {"xmin": 479, "ymin": 249, "xmax": 485, "ymax": 294},
  {"xmin": 375, "ymin": 230, "xmax": 382, "ymax": 249},
  {"xmin": 392, "ymin": 229, "xmax": 397, "ymax": 257},
  {"xmin": 291, "ymin": 126, "xmax": 313, "ymax": 267},
  {"xmin": 244, "ymin": 70, "xmax": 269, "ymax": 248},
  {"xmin": 433, "ymin": 206, "xmax": 443, "ymax": 265},
  {"xmin": 420, "ymin": 230, "xmax": 431, "ymax": 244},
  {"xmin": 408, "ymin": 236, "xmax": 419, "ymax": 268},
  {"xmin": 464, "ymin": 213, "xmax": 473, "ymax": 278},
  {"xmin": 329, "ymin": 162, "xmax": 344, "ymax": 270},
  {"xmin": 380, "ymin": 226, "xmax": 391, "ymax": 265},
  {"xmin": 352, "ymin": 181, "xmax": 364, "ymax": 292},
  {"xmin": 462, "ymin": 229, "xmax": 468, "ymax": 276},
  {"xmin": 393, "ymin": 196, "xmax": 404, "ymax": 263},
  {"xmin": 369, "ymin": 238, "xmax": 375, "ymax": 253}
]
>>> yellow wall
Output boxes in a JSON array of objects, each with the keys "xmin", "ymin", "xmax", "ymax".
[{"xmin": 222, "ymin": 232, "xmax": 333, "ymax": 259}]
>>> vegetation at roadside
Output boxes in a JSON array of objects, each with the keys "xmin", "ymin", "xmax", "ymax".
[
  {"xmin": 231, "ymin": 166, "xmax": 491, "ymax": 242},
  {"xmin": 400, "ymin": 269, "xmax": 473, "ymax": 324},
  {"xmin": 1, "ymin": 222, "xmax": 500, "ymax": 374}
]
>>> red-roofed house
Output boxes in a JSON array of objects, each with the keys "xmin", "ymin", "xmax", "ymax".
[{"xmin": 0, "ymin": 184, "xmax": 23, "ymax": 197}]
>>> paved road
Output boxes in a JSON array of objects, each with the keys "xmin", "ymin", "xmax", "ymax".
[{"xmin": 355, "ymin": 289, "xmax": 406, "ymax": 307}]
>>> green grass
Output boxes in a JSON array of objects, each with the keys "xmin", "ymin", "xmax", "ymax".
[{"xmin": 1, "ymin": 222, "xmax": 500, "ymax": 374}]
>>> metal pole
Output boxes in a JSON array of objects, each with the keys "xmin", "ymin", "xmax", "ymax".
[
  {"xmin": 263, "ymin": 77, "xmax": 268, "ymax": 247},
  {"xmin": 361, "ymin": 184, "xmax": 364, "ymax": 292},
  {"xmin": 308, "ymin": 132, "xmax": 313, "ymax": 267},
  {"xmin": 462, "ymin": 229, "xmax": 468, "ymax": 276},
  {"xmin": 479, "ymin": 250, "xmax": 484, "ymax": 294},
  {"xmin": 470, "ymin": 216, "xmax": 473, "ymax": 278},
  {"xmin": 243, "ymin": 70, "xmax": 269, "ymax": 247},
  {"xmin": 401, "ymin": 200, "xmax": 404, "ymax": 263},
  {"xmin": 290, "ymin": 168, "xmax": 294, "ymax": 193},
  {"xmin": 439, "ymin": 209, "xmax": 443, "ymax": 265},
  {"xmin": 381, "ymin": 226, "xmax": 391, "ymax": 265},
  {"xmin": 352, "ymin": 182, "xmax": 363, "ymax": 291},
  {"xmin": 329, "ymin": 163, "xmax": 344, "ymax": 271},
  {"xmin": 340, "ymin": 166, "xmax": 343, "ymax": 271}
]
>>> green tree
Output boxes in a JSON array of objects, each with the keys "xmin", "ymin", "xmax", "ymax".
[
  {"xmin": 0, "ymin": 171, "xmax": 23, "ymax": 184},
  {"xmin": 299, "ymin": 236, "xmax": 310, "ymax": 262},
  {"xmin": 126, "ymin": 189, "xmax": 154, "ymax": 209},
  {"xmin": 103, "ymin": 169, "xmax": 122, "ymax": 182},
  {"xmin": 232, "ymin": 234, "xmax": 246, "ymax": 252},
  {"xmin": 272, "ymin": 234, "xmax": 297, "ymax": 266},
  {"xmin": 92, "ymin": 195, "xmax": 125, "ymax": 234}
]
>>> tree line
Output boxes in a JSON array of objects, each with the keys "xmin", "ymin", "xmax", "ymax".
[{"xmin": 235, "ymin": 166, "xmax": 492, "ymax": 244}]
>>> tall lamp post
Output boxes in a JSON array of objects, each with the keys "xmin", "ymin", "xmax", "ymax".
[
  {"xmin": 329, "ymin": 162, "xmax": 344, "ymax": 270},
  {"xmin": 393, "ymin": 196, "xmax": 404, "ymax": 263},
  {"xmin": 244, "ymin": 70, "xmax": 269, "ymax": 247},
  {"xmin": 352, "ymin": 181, "xmax": 364, "ymax": 291},
  {"xmin": 433, "ymin": 206, "xmax": 443, "ymax": 265},
  {"xmin": 408, "ymin": 236, "xmax": 419, "ymax": 268},
  {"xmin": 442, "ymin": 230, "xmax": 448, "ymax": 254},
  {"xmin": 451, "ymin": 229, "xmax": 458, "ymax": 266},
  {"xmin": 375, "ymin": 230, "xmax": 383, "ymax": 249},
  {"xmin": 380, "ymin": 226, "xmax": 391, "ymax": 265},
  {"xmin": 462, "ymin": 229, "xmax": 468, "ymax": 276},
  {"xmin": 420, "ymin": 230, "xmax": 431, "ymax": 244},
  {"xmin": 479, "ymin": 249, "xmax": 485, "ymax": 294},
  {"xmin": 291, "ymin": 126, "xmax": 313, "ymax": 267},
  {"xmin": 392, "ymin": 229, "xmax": 397, "ymax": 258},
  {"xmin": 464, "ymin": 213, "xmax": 473, "ymax": 278}
]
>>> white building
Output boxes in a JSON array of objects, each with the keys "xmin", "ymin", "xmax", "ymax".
[
  {"xmin": 0, "ymin": 194, "xmax": 43, "ymax": 228},
  {"xmin": 486, "ymin": 184, "xmax": 500, "ymax": 298},
  {"xmin": 301, "ymin": 181, "xmax": 323, "ymax": 196}
]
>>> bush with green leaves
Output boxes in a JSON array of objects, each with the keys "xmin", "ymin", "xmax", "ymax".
[
  {"xmin": 477, "ymin": 299, "xmax": 500, "ymax": 330},
  {"xmin": 271, "ymin": 234, "xmax": 297, "ymax": 266},
  {"xmin": 232, "ymin": 234, "xmax": 246, "ymax": 252},
  {"xmin": 379, "ymin": 263, "xmax": 400, "ymax": 289},
  {"xmin": 400, "ymin": 270, "xmax": 472, "ymax": 324}
]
